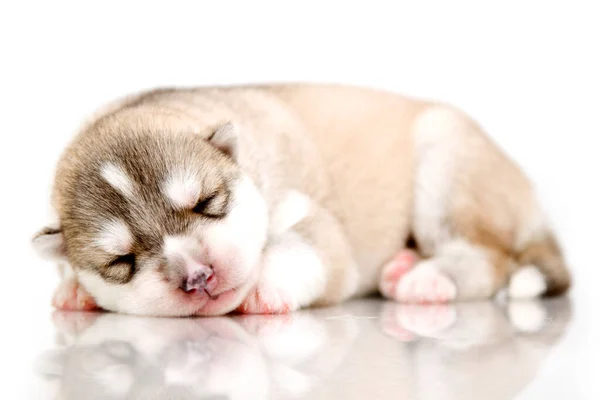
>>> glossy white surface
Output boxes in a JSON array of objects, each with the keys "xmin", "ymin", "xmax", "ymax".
[{"xmin": 14, "ymin": 296, "xmax": 588, "ymax": 400}]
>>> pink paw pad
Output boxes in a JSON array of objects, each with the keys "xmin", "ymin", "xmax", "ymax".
[
  {"xmin": 379, "ymin": 249, "xmax": 420, "ymax": 299},
  {"xmin": 52, "ymin": 279, "xmax": 98, "ymax": 311}
]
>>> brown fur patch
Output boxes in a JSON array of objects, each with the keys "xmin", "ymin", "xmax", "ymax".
[
  {"xmin": 516, "ymin": 234, "xmax": 571, "ymax": 296},
  {"xmin": 54, "ymin": 123, "xmax": 240, "ymax": 284}
]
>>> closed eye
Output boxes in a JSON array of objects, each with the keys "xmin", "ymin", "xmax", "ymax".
[
  {"xmin": 192, "ymin": 193, "xmax": 217, "ymax": 214},
  {"xmin": 109, "ymin": 253, "xmax": 135, "ymax": 267},
  {"xmin": 103, "ymin": 253, "xmax": 136, "ymax": 284},
  {"xmin": 192, "ymin": 191, "xmax": 227, "ymax": 218}
]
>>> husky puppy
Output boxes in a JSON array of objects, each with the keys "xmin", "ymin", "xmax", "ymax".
[{"xmin": 32, "ymin": 84, "xmax": 571, "ymax": 316}]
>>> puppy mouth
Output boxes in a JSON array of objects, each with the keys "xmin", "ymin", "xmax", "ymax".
[
  {"xmin": 206, "ymin": 285, "xmax": 239, "ymax": 301},
  {"xmin": 190, "ymin": 263, "xmax": 261, "ymax": 316},
  {"xmin": 192, "ymin": 271, "xmax": 261, "ymax": 316},
  {"xmin": 182, "ymin": 287, "xmax": 221, "ymax": 300},
  {"xmin": 179, "ymin": 281, "xmax": 239, "ymax": 304},
  {"xmin": 203, "ymin": 288, "xmax": 220, "ymax": 300},
  {"xmin": 192, "ymin": 286, "xmax": 241, "ymax": 316}
]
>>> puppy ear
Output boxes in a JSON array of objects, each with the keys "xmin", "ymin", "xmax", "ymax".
[
  {"xmin": 32, "ymin": 226, "xmax": 67, "ymax": 261},
  {"xmin": 208, "ymin": 122, "xmax": 238, "ymax": 160}
]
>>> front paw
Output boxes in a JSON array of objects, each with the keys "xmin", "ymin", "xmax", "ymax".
[
  {"xmin": 52, "ymin": 278, "xmax": 98, "ymax": 311},
  {"xmin": 236, "ymin": 283, "xmax": 297, "ymax": 315}
]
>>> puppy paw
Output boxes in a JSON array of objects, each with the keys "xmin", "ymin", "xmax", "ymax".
[
  {"xmin": 394, "ymin": 262, "xmax": 457, "ymax": 304},
  {"xmin": 379, "ymin": 249, "xmax": 420, "ymax": 299},
  {"xmin": 237, "ymin": 284, "xmax": 297, "ymax": 315},
  {"xmin": 52, "ymin": 278, "xmax": 98, "ymax": 311}
]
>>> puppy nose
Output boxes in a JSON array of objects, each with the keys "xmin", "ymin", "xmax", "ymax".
[{"xmin": 181, "ymin": 266, "xmax": 214, "ymax": 293}]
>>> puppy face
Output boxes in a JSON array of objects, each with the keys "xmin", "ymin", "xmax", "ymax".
[{"xmin": 33, "ymin": 122, "xmax": 268, "ymax": 316}]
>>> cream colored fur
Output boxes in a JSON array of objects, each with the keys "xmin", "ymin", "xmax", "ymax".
[{"xmin": 33, "ymin": 83, "xmax": 571, "ymax": 316}]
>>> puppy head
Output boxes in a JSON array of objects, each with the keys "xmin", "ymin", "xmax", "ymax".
[{"xmin": 32, "ymin": 122, "xmax": 268, "ymax": 316}]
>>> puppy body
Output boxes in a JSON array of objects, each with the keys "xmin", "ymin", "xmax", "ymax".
[{"xmin": 33, "ymin": 83, "xmax": 571, "ymax": 316}]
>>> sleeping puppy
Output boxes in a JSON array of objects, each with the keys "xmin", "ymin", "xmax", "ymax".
[{"xmin": 31, "ymin": 83, "xmax": 571, "ymax": 316}]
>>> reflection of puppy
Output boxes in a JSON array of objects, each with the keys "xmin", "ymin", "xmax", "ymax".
[
  {"xmin": 378, "ymin": 299, "xmax": 573, "ymax": 400},
  {"xmin": 32, "ymin": 84, "xmax": 571, "ymax": 317},
  {"xmin": 35, "ymin": 309, "xmax": 359, "ymax": 400},
  {"xmin": 35, "ymin": 299, "xmax": 571, "ymax": 400},
  {"xmin": 38, "ymin": 314, "xmax": 269, "ymax": 399}
]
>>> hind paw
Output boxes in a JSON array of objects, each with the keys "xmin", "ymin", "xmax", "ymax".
[
  {"xmin": 379, "ymin": 249, "xmax": 420, "ymax": 299},
  {"xmin": 381, "ymin": 253, "xmax": 458, "ymax": 304},
  {"xmin": 397, "ymin": 262, "xmax": 457, "ymax": 303}
]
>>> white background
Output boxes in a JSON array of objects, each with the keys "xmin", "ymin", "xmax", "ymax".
[{"xmin": 0, "ymin": 1, "xmax": 598, "ymax": 398}]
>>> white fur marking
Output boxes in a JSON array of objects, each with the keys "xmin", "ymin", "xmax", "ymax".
[
  {"xmin": 163, "ymin": 235, "xmax": 207, "ymax": 276},
  {"xmin": 412, "ymin": 107, "xmax": 466, "ymax": 253},
  {"xmin": 200, "ymin": 175, "xmax": 269, "ymax": 286},
  {"xmin": 258, "ymin": 232, "xmax": 326, "ymax": 309},
  {"xmin": 163, "ymin": 235, "xmax": 199, "ymax": 260},
  {"xmin": 163, "ymin": 169, "xmax": 202, "ymax": 209},
  {"xmin": 95, "ymin": 219, "xmax": 133, "ymax": 255},
  {"xmin": 101, "ymin": 163, "xmax": 135, "ymax": 198},
  {"xmin": 270, "ymin": 190, "xmax": 311, "ymax": 235},
  {"xmin": 508, "ymin": 266, "xmax": 547, "ymax": 299}
]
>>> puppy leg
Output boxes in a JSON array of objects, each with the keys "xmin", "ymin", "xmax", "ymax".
[
  {"xmin": 238, "ymin": 199, "xmax": 360, "ymax": 314},
  {"xmin": 383, "ymin": 106, "xmax": 568, "ymax": 303},
  {"xmin": 237, "ymin": 231, "xmax": 326, "ymax": 314}
]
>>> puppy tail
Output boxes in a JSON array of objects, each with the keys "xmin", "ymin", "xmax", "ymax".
[{"xmin": 516, "ymin": 232, "xmax": 572, "ymax": 297}]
